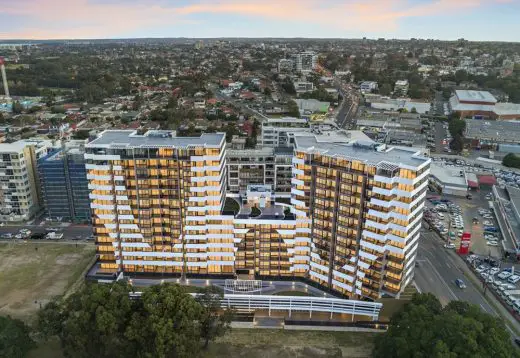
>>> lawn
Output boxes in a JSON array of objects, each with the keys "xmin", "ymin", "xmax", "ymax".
[
  {"xmin": 223, "ymin": 197, "xmax": 240, "ymax": 213},
  {"xmin": 203, "ymin": 329, "xmax": 377, "ymax": 358},
  {"xmin": 0, "ymin": 242, "xmax": 95, "ymax": 321}
]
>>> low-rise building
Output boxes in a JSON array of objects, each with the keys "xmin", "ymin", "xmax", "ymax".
[
  {"xmin": 429, "ymin": 164, "xmax": 468, "ymax": 197},
  {"xmin": 394, "ymin": 80, "xmax": 409, "ymax": 96},
  {"xmin": 360, "ymin": 81, "xmax": 378, "ymax": 93}
]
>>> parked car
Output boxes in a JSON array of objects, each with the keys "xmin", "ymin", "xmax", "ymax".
[
  {"xmin": 487, "ymin": 241, "xmax": 499, "ymax": 247},
  {"xmin": 29, "ymin": 233, "xmax": 46, "ymax": 240},
  {"xmin": 1, "ymin": 233, "xmax": 13, "ymax": 239},
  {"xmin": 509, "ymin": 275, "xmax": 520, "ymax": 284},
  {"xmin": 444, "ymin": 243, "xmax": 456, "ymax": 249}
]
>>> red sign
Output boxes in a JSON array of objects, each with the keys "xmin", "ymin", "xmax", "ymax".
[
  {"xmin": 0, "ymin": 57, "xmax": 4, "ymax": 66},
  {"xmin": 458, "ymin": 232, "xmax": 471, "ymax": 255}
]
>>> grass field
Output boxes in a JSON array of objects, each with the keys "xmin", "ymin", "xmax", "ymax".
[
  {"xmin": 203, "ymin": 329, "xmax": 377, "ymax": 358},
  {"xmin": 0, "ymin": 242, "xmax": 95, "ymax": 320},
  {"xmin": 29, "ymin": 328, "xmax": 376, "ymax": 358}
]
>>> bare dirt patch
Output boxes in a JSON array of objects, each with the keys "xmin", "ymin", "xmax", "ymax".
[{"xmin": 0, "ymin": 242, "xmax": 95, "ymax": 320}]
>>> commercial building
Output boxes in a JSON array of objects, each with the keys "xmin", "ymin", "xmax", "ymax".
[
  {"xmin": 38, "ymin": 141, "xmax": 91, "ymax": 223},
  {"xmin": 429, "ymin": 164, "xmax": 468, "ymax": 197},
  {"xmin": 87, "ymin": 130, "xmax": 430, "ymax": 300},
  {"xmin": 449, "ymin": 90, "xmax": 520, "ymax": 120},
  {"xmin": 0, "ymin": 139, "xmax": 51, "ymax": 222},
  {"xmin": 465, "ymin": 119, "xmax": 520, "ymax": 149}
]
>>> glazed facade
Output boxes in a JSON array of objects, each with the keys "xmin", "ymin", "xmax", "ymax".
[{"xmin": 87, "ymin": 130, "xmax": 430, "ymax": 300}]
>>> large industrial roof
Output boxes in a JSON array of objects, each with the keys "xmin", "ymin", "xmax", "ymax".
[
  {"xmin": 86, "ymin": 130, "xmax": 225, "ymax": 148},
  {"xmin": 455, "ymin": 90, "xmax": 497, "ymax": 104}
]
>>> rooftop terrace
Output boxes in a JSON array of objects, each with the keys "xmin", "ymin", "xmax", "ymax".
[{"xmin": 87, "ymin": 130, "xmax": 225, "ymax": 148}]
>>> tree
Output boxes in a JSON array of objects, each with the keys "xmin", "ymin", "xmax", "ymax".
[
  {"xmin": 0, "ymin": 315, "xmax": 35, "ymax": 358},
  {"xmin": 410, "ymin": 107, "xmax": 417, "ymax": 113},
  {"xmin": 373, "ymin": 293, "xmax": 518, "ymax": 358},
  {"xmin": 73, "ymin": 130, "xmax": 90, "ymax": 140},
  {"xmin": 379, "ymin": 83, "xmax": 392, "ymax": 96},
  {"xmin": 503, "ymin": 153, "xmax": 520, "ymax": 169},
  {"xmin": 263, "ymin": 87, "xmax": 272, "ymax": 96},
  {"xmin": 196, "ymin": 286, "xmax": 233, "ymax": 349},
  {"xmin": 287, "ymin": 100, "xmax": 300, "ymax": 118},
  {"xmin": 126, "ymin": 284, "xmax": 203, "ymax": 358},
  {"xmin": 38, "ymin": 282, "xmax": 137, "ymax": 358},
  {"xmin": 449, "ymin": 134, "xmax": 464, "ymax": 152}
]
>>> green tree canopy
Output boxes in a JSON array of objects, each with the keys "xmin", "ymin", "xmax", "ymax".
[
  {"xmin": 197, "ymin": 286, "xmax": 233, "ymax": 349},
  {"xmin": 503, "ymin": 153, "xmax": 520, "ymax": 169},
  {"xmin": 287, "ymin": 100, "xmax": 300, "ymax": 118},
  {"xmin": 374, "ymin": 293, "xmax": 518, "ymax": 358},
  {"xmin": 37, "ymin": 282, "xmax": 230, "ymax": 358},
  {"xmin": 0, "ymin": 315, "xmax": 35, "ymax": 358}
]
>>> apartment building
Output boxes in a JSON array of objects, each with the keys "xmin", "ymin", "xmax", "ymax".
[
  {"xmin": 290, "ymin": 132, "xmax": 430, "ymax": 299},
  {"xmin": 0, "ymin": 139, "xmax": 51, "ymax": 222},
  {"xmin": 86, "ymin": 130, "xmax": 232, "ymax": 275},
  {"xmin": 227, "ymin": 147, "xmax": 293, "ymax": 196},
  {"xmin": 87, "ymin": 130, "xmax": 430, "ymax": 300},
  {"xmin": 260, "ymin": 117, "xmax": 338, "ymax": 147},
  {"xmin": 38, "ymin": 141, "xmax": 91, "ymax": 223},
  {"xmin": 294, "ymin": 52, "xmax": 318, "ymax": 73}
]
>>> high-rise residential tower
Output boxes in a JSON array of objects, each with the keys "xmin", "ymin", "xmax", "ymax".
[{"xmin": 86, "ymin": 130, "xmax": 430, "ymax": 300}]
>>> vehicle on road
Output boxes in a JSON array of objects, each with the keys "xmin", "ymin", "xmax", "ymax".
[
  {"xmin": 455, "ymin": 279, "xmax": 466, "ymax": 289},
  {"xmin": 487, "ymin": 241, "xmax": 499, "ymax": 247},
  {"xmin": 46, "ymin": 232, "xmax": 64, "ymax": 240},
  {"xmin": 1, "ymin": 233, "xmax": 13, "ymax": 239},
  {"xmin": 29, "ymin": 233, "xmax": 46, "ymax": 240},
  {"xmin": 45, "ymin": 227, "xmax": 60, "ymax": 232},
  {"xmin": 444, "ymin": 243, "xmax": 455, "ymax": 249}
]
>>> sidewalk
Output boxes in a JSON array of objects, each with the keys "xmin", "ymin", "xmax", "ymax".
[{"xmin": 447, "ymin": 249, "xmax": 520, "ymax": 335}]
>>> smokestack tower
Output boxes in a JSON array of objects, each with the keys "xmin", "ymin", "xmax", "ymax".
[{"xmin": 0, "ymin": 57, "xmax": 10, "ymax": 99}]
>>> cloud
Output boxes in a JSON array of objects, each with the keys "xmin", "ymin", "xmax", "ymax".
[{"xmin": 0, "ymin": 0, "xmax": 514, "ymax": 39}]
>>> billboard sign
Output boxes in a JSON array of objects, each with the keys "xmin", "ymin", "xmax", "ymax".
[{"xmin": 458, "ymin": 232, "xmax": 471, "ymax": 254}]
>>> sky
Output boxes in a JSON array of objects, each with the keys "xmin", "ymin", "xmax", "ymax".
[{"xmin": 0, "ymin": 0, "xmax": 519, "ymax": 41}]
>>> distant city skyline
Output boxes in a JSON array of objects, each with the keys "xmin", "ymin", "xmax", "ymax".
[{"xmin": 0, "ymin": 0, "xmax": 519, "ymax": 42}]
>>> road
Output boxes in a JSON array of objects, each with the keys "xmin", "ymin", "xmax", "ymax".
[
  {"xmin": 415, "ymin": 230, "xmax": 520, "ymax": 337},
  {"xmin": 335, "ymin": 82, "xmax": 359, "ymax": 129},
  {"xmin": 0, "ymin": 224, "xmax": 92, "ymax": 240}
]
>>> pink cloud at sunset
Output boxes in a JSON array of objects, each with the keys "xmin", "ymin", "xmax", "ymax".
[{"xmin": 0, "ymin": 0, "xmax": 518, "ymax": 40}]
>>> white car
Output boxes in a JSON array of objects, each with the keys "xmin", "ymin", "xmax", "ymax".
[
  {"xmin": 487, "ymin": 241, "xmax": 499, "ymax": 247},
  {"xmin": 444, "ymin": 243, "xmax": 455, "ymax": 249},
  {"xmin": 483, "ymin": 221, "xmax": 493, "ymax": 226},
  {"xmin": 498, "ymin": 271, "xmax": 513, "ymax": 280},
  {"xmin": 508, "ymin": 275, "xmax": 520, "ymax": 284},
  {"xmin": 490, "ymin": 267, "xmax": 500, "ymax": 275}
]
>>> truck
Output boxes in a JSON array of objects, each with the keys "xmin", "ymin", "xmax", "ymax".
[{"xmin": 46, "ymin": 232, "xmax": 64, "ymax": 240}]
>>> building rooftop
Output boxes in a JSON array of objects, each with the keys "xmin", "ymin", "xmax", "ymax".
[
  {"xmin": 455, "ymin": 90, "xmax": 497, "ymax": 104},
  {"xmin": 430, "ymin": 164, "xmax": 468, "ymax": 187},
  {"xmin": 86, "ymin": 130, "xmax": 225, "ymax": 149},
  {"xmin": 293, "ymin": 132, "xmax": 429, "ymax": 168},
  {"xmin": 0, "ymin": 138, "xmax": 51, "ymax": 153},
  {"xmin": 465, "ymin": 119, "xmax": 520, "ymax": 143}
]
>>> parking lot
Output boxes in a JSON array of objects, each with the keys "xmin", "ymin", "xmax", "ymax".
[
  {"xmin": 467, "ymin": 254, "xmax": 520, "ymax": 315},
  {"xmin": 425, "ymin": 191, "xmax": 501, "ymax": 257}
]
